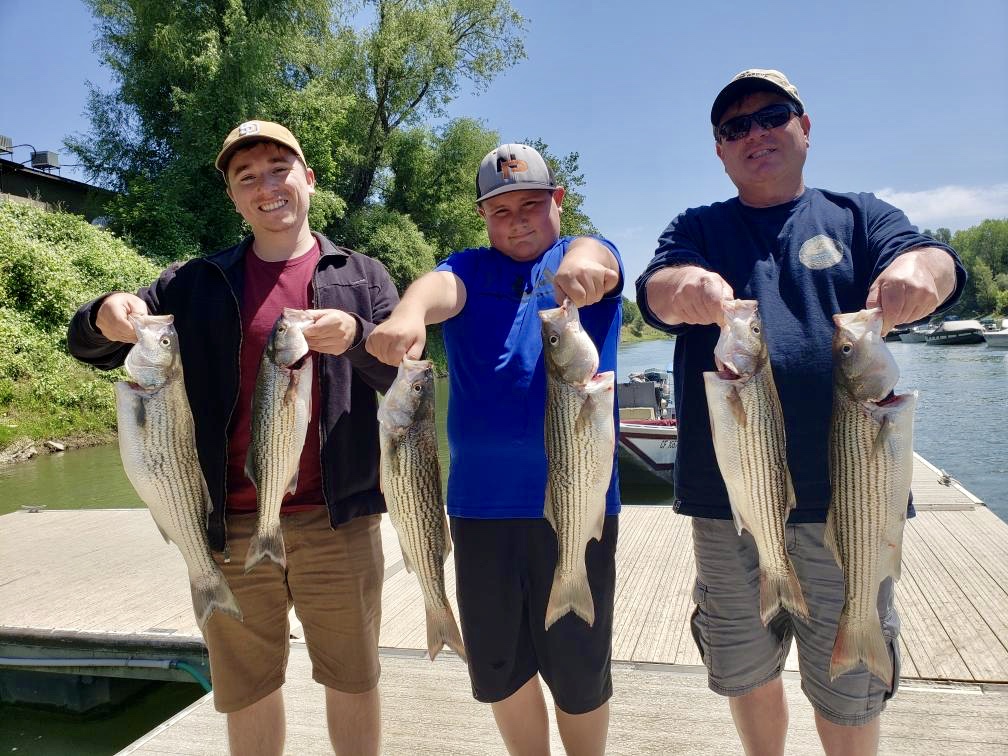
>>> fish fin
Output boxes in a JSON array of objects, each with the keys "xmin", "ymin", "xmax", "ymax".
[
  {"xmin": 870, "ymin": 415, "xmax": 892, "ymax": 460},
  {"xmin": 830, "ymin": 614, "xmax": 893, "ymax": 688},
  {"xmin": 152, "ymin": 519, "xmax": 172, "ymax": 545},
  {"xmin": 760, "ymin": 564, "xmax": 809, "ymax": 625},
  {"xmin": 589, "ymin": 500, "xmax": 606, "ymax": 544},
  {"xmin": 244, "ymin": 447, "xmax": 257, "ymax": 488},
  {"xmin": 132, "ymin": 394, "xmax": 146, "ymax": 429},
  {"xmin": 244, "ymin": 525, "xmax": 287, "ymax": 573},
  {"xmin": 285, "ymin": 467, "xmax": 300, "ymax": 497},
  {"xmin": 441, "ymin": 514, "xmax": 452, "ymax": 563},
  {"xmin": 545, "ymin": 564, "xmax": 595, "ymax": 630},
  {"xmin": 882, "ymin": 523, "xmax": 905, "ymax": 582},
  {"xmin": 573, "ymin": 393, "xmax": 593, "ymax": 436},
  {"xmin": 543, "ymin": 491, "xmax": 557, "ymax": 532},
  {"xmin": 784, "ymin": 468, "xmax": 797, "ymax": 512},
  {"xmin": 728, "ymin": 386, "xmax": 747, "ymax": 427},
  {"xmin": 425, "ymin": 603, "xmax": 467, "ymax": 663},
  {"xmin": 399, "ymin": 539, "xmax": 415, "ymax": 574},
  {"xmin": 823, "ymin": 508, "xmax": 842, "ymax": 568},
  {"xmin": 190, "ymin": 569, "xmax": 243, "ymax": 630}
]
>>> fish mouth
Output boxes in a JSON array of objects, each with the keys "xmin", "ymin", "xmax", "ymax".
[
  {"xmin": 289, "ymin": 353, "xmax": 309, "ymax": 371},
  {"xmin": 875, "ymin": 391, "xmax": 899, "ymax": 407}
]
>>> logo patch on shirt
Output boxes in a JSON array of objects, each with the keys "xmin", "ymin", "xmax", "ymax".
[{"xmin": 798, "ymin": 235, "xmax": 845, "ymax": 270}]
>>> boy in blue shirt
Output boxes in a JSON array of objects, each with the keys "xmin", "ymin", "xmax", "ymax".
[
  {"xmin": 367, "ymin": 143, "xmax": 622, "ymax": 755},
  {"xmin": 636, "ymin": 69, "xmax": 965, "ymax": 756}
]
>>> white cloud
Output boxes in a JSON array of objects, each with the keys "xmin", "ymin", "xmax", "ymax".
[{"xmin": 874, "ymin": 184, "xmax": 1008, "ymax": 231}]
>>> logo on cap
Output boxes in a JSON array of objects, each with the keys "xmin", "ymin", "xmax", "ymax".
[
  {"xmin": 238, "ymin": 121, "xmax": 261, "ymax": 136},
  {"xmin": 497, "ymin": 157, "xmax": 529, "ymax": 182}
]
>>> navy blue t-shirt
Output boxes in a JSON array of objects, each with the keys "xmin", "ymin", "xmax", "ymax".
[
  {"xmin": 635, "ymin": 189, "xmax": 965, "ymax": 523},
  {"xmin": 437, "ymin": 236, "xmax": 624, "ymax": 519}
]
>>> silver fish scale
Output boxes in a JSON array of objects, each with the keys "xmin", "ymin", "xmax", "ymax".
[
  {"xmin": 121, "ymin": 379, "xmax": 215, "ymax": 575},
  {"xmin": 726, "ymin": 367, "xmax": 793, "ymax": 579},
  {"xmin": 828, "ymin": 394, "xmax": 904, "ymax": 620},
  {"xmin": 380, "ymin": 418, "xmax": 451, "ymax": 606},
  {"xmin": 249, "ymin": 359, "xmax": 310, "ymax": 530},
  {"xmin": 545, "ymin": 378, "xmax": 607, "ymax": 576}
]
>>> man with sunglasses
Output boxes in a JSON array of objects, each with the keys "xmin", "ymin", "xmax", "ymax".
[{"xmin": 635, "ymin": 69, "xmax": 965, "ymax": 755}]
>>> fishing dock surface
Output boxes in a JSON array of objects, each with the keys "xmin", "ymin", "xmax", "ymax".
[{"xmin": 1, "ymin": 452, "xmax": 1006, "ymax": 754}]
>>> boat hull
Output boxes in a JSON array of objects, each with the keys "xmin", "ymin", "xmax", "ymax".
[
  {"xmin": 618, "ymin": 419, "xmax": 677, "ymax": 483},
  {"xmin": 984, "ymin": 331, "xmax": 1008, "ymax": 348},
  {"xmin": 926, "ymin": 330, "xmax": 986, "ymax": 345}
]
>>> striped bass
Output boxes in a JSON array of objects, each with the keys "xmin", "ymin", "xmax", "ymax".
[
  {"xmin": 703, "ymin": 299, "xmax": 808, "ymax": 624},
  {"xmin": 826, "ymin": 308, "xmax": 916, "ymax": 685},
  {"xmin": 540, "ymin": 300, "xmax": 616, "ymax": 630},
  {"xmin": 377, "ymin": 358, "xmax": 465, "ymax": 662},
  {"xmin": 244, "ymin": 308, "xmax": 314, "ymax": 572},
  {"xmin": 115, "ymin": 314, "xmax": 241, "ymax": 630}
]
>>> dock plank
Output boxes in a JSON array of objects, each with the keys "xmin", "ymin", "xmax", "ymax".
[{"xmin": 119, "ymin": 644, "xmax": 1008, "ymax": 755}]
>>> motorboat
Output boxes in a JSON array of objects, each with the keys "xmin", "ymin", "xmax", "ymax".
[
  {"xmin": 925, "ymin": 319, "xmax": 986, "ymax": 345},
  {"xmin": 899, "ymin": 324, "xmax": 935, "ymax": 343},
  {"xmin": 617, "ymin": 366, "xmax": 677, "ymax": 483},
  {"xmin": 984, "ymin": 319, "xmax": 1008, "ymax": 348}
]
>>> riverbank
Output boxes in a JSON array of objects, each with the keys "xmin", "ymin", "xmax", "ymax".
[{"xmin": 0, "ymin": 431, "xmax": 116, "ymax": 465}]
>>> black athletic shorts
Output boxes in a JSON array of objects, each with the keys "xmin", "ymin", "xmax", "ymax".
[{"xmin": 449, "ymin": 514, "xmax": 618, "ymax": 715}]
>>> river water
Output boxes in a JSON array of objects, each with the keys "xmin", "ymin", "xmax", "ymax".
[{"xmin": 1, "ymin": 337, "xmax": 1005, "ymax": 752}]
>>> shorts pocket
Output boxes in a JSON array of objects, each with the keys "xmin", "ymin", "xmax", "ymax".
[
  {"xmin": 690, "ymin": 579, "xmax": 709, "ymax": 666},
  {"xmin": 881, "ymin": 607, "xmax": 902, "ymax": 698}
]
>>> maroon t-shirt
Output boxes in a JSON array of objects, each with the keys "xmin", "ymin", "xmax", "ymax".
[{"xmin": 226, "ymin": 241, "xmax": 324, "ymax": 513}]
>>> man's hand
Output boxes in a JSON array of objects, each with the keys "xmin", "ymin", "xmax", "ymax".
[
  {"xmin": 302, "ymin": 309, "xmax": 359, "ymax": 356},
  {"xmin": 365, "ymin": 310, "xmax": 427, "ymax": 366},
  {"xmin": 645, "ymin": 265, "xmax": 734, "ymax": 327},
  {"xmin": 95, "ymin": 292, "xmax": 148, "ymax": 343},
  {"xmin": 866, "ymin": 247, "xmax": 956, "ymax": 334},
  {"xmin": 553, "ymin": 257, "xmax": 620, "ymax": 308}
]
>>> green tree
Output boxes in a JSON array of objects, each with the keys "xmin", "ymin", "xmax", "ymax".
[
  {"xmin": 522, "ymin": 138, "xmax": 597, "ymax": 238},
  {"xmin": 338, "ymin": 0, "xmax": 526, "ymax": 210},
  {"xmin": 67, "ymin": 0, "xmax": 338, "ymax": 261},
  {"xmin": 950, "ymin": 219, "xmax": 1008, "ymax": 315},
  {"xmin": 384, "ymin": 118, "xmax": 497, "ymax": 258},
  {"xmin": 922, "ymin": 227, "xmax": 952, "ymax": 244}
]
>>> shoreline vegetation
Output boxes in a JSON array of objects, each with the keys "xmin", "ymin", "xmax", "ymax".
[{"xmin": 1, "ymin": 203, "xmax": 1002, "ymax": 467}]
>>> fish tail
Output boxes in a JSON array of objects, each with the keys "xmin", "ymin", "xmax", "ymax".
[
  {"xmin": 545, "ymin": 567, "xmax": 595, "ymax": 630},
  {"xmin": 830, "ymin": 613, "xmax": 893, "ymax": 686},
  {"xmin": 244, "ymin": 526, "xmax": 287, "ymax": 573},
  {"xmin": 425, "ymin": 603, "xmax": 467, "ymax": 663},
  {"xmin": 190, "ymin": 570, "xmax": 243, "ymax": 630},
  {"xmin": 759, "ymin": 563, "xmax": 808, "ymax": 624}
]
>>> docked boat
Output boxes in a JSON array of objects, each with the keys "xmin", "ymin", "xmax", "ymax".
[
  {"xmin": 925, "ymin": 319, "xmax": 986, "ymax": 345},
  {"xmin": 617, "ymin": 368, "xmax": 677, "ymax": 483},
  {"xmin": 984, "ymin": 319, "xmax": 1008, "ymax": 348},
  {"xmin": 899, "ymin": 324, "xmax": 935, "ymax": 343}
]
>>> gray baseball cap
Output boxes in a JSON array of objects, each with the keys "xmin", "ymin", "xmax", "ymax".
[
  {"xmin": 475, "ymin": 143, "xmax": 557, "ymax": 203},
  {"xmin": 710, "ymin": 69, "xmax": 805, "ymax": 126}
]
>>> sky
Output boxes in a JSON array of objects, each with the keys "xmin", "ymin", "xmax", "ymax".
[{"xmin": 2, "ymin": 0, "xmax": 1006, "ymax": 294}]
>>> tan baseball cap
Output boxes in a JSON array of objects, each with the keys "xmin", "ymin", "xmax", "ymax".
[
  {"xmin": 710, "ymin": 69, "xmax": 804, "ymax": 126},
  {"xmin": 215, "ymin": 120, "xmax": 307, "ymax": 177}
]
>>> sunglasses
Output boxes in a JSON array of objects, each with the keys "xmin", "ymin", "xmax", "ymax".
[{"xmin": 716, "ymin": 102, "xmax": 801, "ymax": 142}]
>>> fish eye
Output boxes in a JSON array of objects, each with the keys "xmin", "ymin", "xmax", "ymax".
[
  {"xmin": 841, "ymin": 343, "xmax": 853, "ymax": 354},
  {"xmin": 751, "ymin": 324, "xmax": 761, "ymax": 335},
  {"xmin": 549, "ymin": 335, "xmax": 559, "ymax": 345},
  {"xmin": 160, "ymin": 337, "xmax": 171, "ymax": 347},
  {"xmin": 412, "ymin": 383, "xmax": 423, "ymax": 393},
  {"xmin": 278, "ymin": 324, "xmax": 287, "ymax": 333}
]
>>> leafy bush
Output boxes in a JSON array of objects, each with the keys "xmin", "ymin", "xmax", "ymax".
[
  {"xmin": 332, "ymin": 206, "xmax": 437, "ymax": 294},
  {"xmin": 0, "ymin": 202, "xmax": 158, "ymax": 445}
]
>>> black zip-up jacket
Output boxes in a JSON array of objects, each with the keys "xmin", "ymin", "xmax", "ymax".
[{"xmin": 67, "ymin": 233, "xmax": 400, "ymax": 552}]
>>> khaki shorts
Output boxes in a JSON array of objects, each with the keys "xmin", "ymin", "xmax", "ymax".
[
  {"xmin": 690, "ymin": 518, "xmax": 900, "ymax": 727},
  {"xmin": 203, "ymin": 507, "xmax": 384, "ymax": 713}
]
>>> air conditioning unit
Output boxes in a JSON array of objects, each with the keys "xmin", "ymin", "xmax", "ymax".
[
  {"xmin": 0, "ymin": 134, "xmax": 12, "ymax": 156},
  {"xmin": 30, "ymin": 151, "xmax": 59, "ymax": 170}
]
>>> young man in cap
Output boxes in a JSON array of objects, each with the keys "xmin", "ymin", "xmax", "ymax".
[
  {"xmin": 366, "ymin": 143, "xmax": 622, "ymax": 755},
  {"xmin": 68, "ymin": 120, "xmax": 399, "ymax": 755},
  {"xmin": 636, "ymin": 70, "xmax": 966, "ymax": 755}
]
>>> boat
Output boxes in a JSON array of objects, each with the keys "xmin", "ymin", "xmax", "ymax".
[
  {"xmin": 899, "ymin": 324, "xmax": 935, "ymax": 343},
  {"xmin": 925, "ymin": 319, "xmax": 986, "ymax": 345},
  {"xmin": 983, "ymin": 319, "xmax": 1008, "ymax": 348},
  {"xmin": 885, "ymin": 326, "xmax": 910, "ymax": 342},
  {"xmin": 617, "ymin": 367, "xmax": 677, "ymax": 483}
]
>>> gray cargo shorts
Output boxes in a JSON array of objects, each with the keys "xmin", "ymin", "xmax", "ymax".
[{"xmin": 690, "ymin": 517, "xmax": 900, "ymax": 726}]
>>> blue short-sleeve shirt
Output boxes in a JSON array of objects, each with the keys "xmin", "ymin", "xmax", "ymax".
[{"xmin": 437, "ymin": 236, "xmax": 624, "ymax": 519}]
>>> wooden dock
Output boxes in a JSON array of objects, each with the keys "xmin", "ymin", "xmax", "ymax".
[{"xmin": 2, "ymin": 452, "xmax": 1007, "ymax": 752}]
